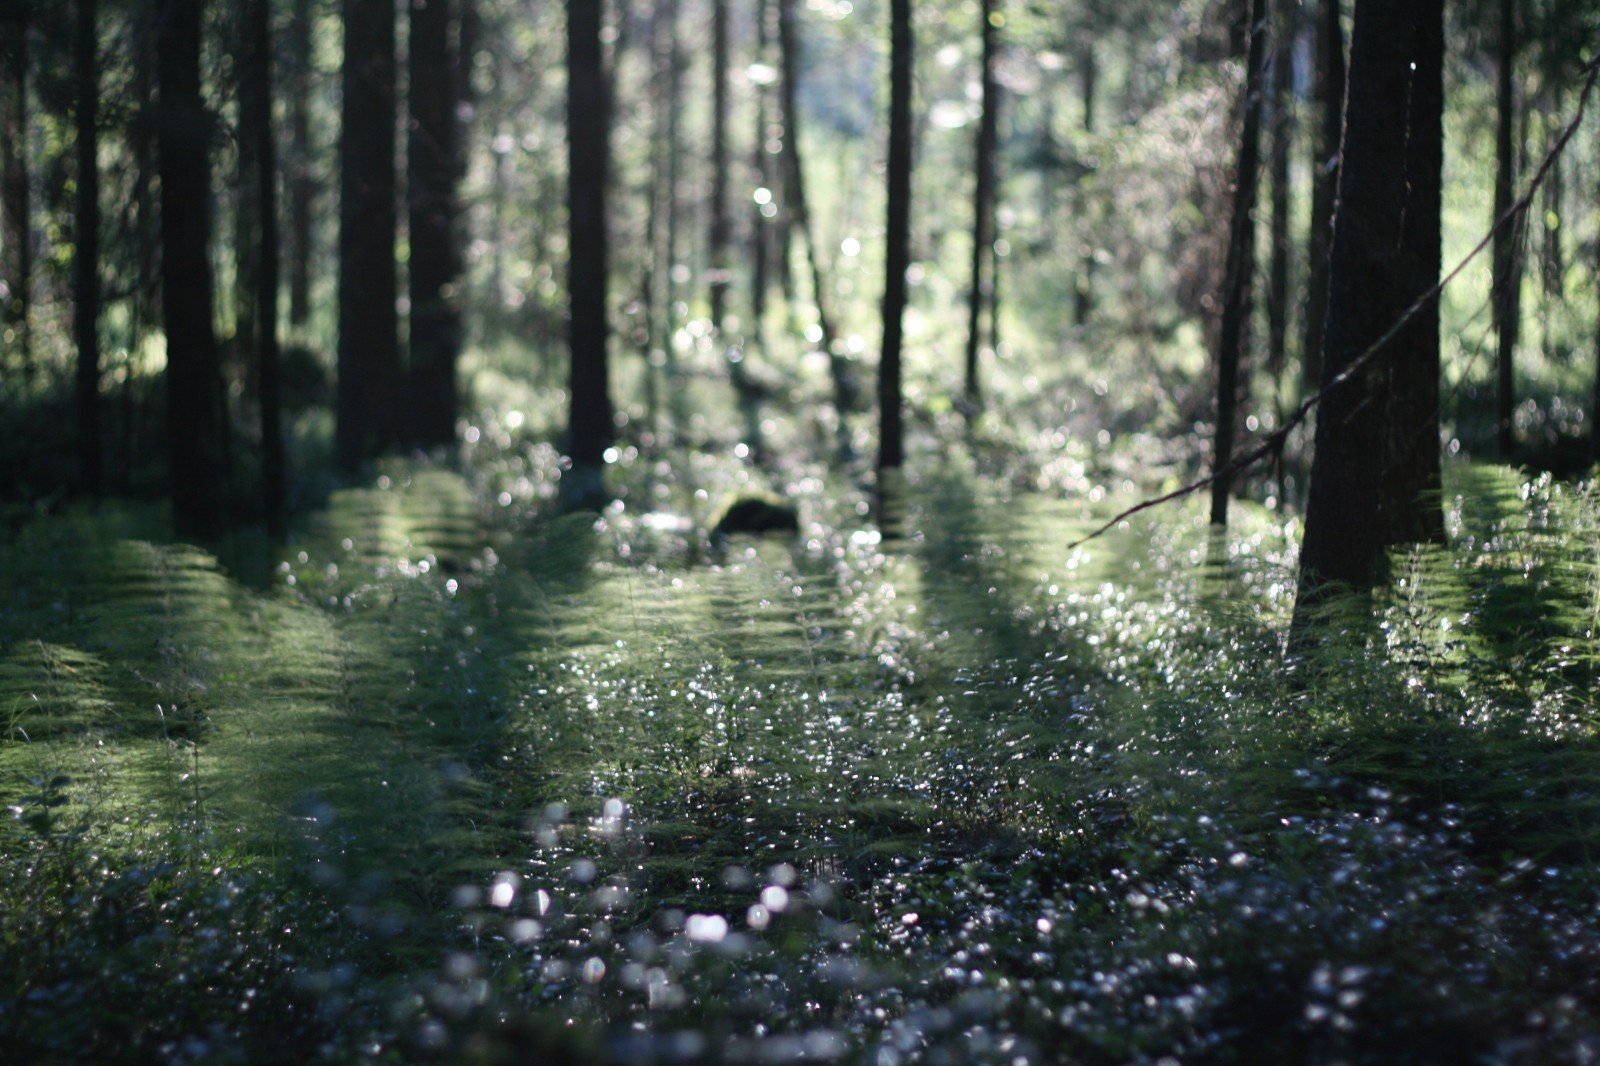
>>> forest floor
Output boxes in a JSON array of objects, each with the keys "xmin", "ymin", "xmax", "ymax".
[{"xmin": 5, "ymin": 401, "xmax": 1600, "ymax": 1062}]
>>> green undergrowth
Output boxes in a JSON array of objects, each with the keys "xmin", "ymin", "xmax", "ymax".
[{"xmin": 4, "ymin": 430, "xmax": 1600, "ymax": 1061}]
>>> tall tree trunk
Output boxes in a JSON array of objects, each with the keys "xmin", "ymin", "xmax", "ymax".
[
  {"xmin": 1492, "ymin": 0, "xmax": 1522, "ymax": 458},
  {"xmin": 1302, "ymin": 0, "xmax": 1344, "ymax": 397},
  {"xmin": 1073, "ymin": 42, "xmax": 1096, "ymax": 327},
  {"xmin": 879, "ymin": 0, "xmax": 913, "ymax": 478},
  {"xmin": 1208, "ymin": 0, "xmax": 1269, "ymax": 527},
  {"xmin": 234, "ymin": 4, "xmax": 261, "ymax": 387},
  {"xmin": 750, "ymin": 0, "xmax": 773, "ymax": 355},
  {"xmin": 336, "ymin": 0, "xmax": 400, "ymax": 469},
  {"xmin": 246, "ymin": 0, "xmax": 285, "ymax": 539},
  {"xmin": 409, "ymin": 0, "xmax": 465, "ymax": 447},
  {"xmin": 158, "ymin": 0, "xmax": 228, "ymax": 539},
  {"xmin": 963, "ymin": 0, "xmax": 998, "ymax": 411},
  {"xmin": 1266, "ymin": 0, "xmax": 1294, "ymax": 397},
  {"xmin": 1, "ymin": 6, "xmax": 30, "ymax": 384},
  {"xmin": 662, "ymin": 0, "xmax": 683, "ymax": 401},
  {"xmin": 565, "ymin": 0, "xmax": 611, "ymax": 507},
  {"xmin": 778, "ymin": 0, "xmax": 856, "ymax": 421},
  {"xmin": 287, "ymin": 0, "xmax": 313, "ymax": 331},
  {"xmin": 75, "ymin": 0, "xmax": 101, "ymax": 495},
  {"xmin": 709, "ymin": 0, "xmax": 759, "ymax": 451},
  {"xmin": 1294, "ymin": 0, "xmax": 1444, "ymax": 615}
]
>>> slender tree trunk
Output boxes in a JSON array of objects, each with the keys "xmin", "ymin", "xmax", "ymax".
[
  {"xmin": 709, "ymin": 0, "xmax": 729, "ymax": 336},
  {"xmin": 244, "ymin": 0, "xmax": 285, "ymax": 539},
  {"xmin": 1294, "ymin": 0, "xmax": 1444, "ymax": 615},
  {"xmin": 234, "ymin": 4, "xmax": 261, "ymax": 386},
  {"xmin": 158, "ymin": 0, "xmax": 228, "ymax": 539},
  {"xmin": 287, "ymin": 0, "xmax": 313, "ymax": 331},
  {"xmin": 1492, "ymin": 0, "xmax": 1522, "ymax": 458},
  {"xmin": 750, "ymin": 0, "xmax": 773, "ymax": 355},
  {"xmin": 963, "ymin": 0, "xmax": 998, "ymax": 411},
  {"xmin": 1302, "ymin": 0, "xmax": 1344, "ymax": 397},
  {"xmin": 778, "ymin": 0, "xmax": 855, "ymax": 420},
  {"xmin": 336, "ymin": 0, "xmax": 400, "ymax": 469},
  {"xmin": 1073, "ymin": 42, "xmax": 1096, "ymax": 327},
  {"xmin": 409, "ymin": 0, "xmax": 465, "ymax": 447},
  {"xmin": 75, "ymin": 0, "xmax": 101, "ymax": 495},
  {"xmin": 1266, "ymin": 0, "xmax": 1294, "ymax": 395},
  {"xmin": 565, "ymin": 0, "xmax": 611, "ymax": 507},
  {"xmin": 879, "ymin": 0, "xmax": 913, "ymax": 479},
  {"xmin": 1208, "ymin": 0, "xmax": 1269, "ymax": 527},
  {"xmin": 1, "ymin": 7, "xmax": 31, "ymax": 384}
]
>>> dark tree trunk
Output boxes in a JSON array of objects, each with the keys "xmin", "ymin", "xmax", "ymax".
[
  {"xmin": 1302, "ymin": 0, "xmax": 1344, "ymax": 397},
  {"xmin": 75, "ymin": 0, "xmax": 101, "ymax": 495},
  {"xmin": 158, "ymin": 0, "xmax": 228, "ymax": 540},
  {"xmin": 336, "ymin": 0, "xmax": 400, "ymax": 469},
  {"xmin": 1, "ymin": 6, "xmax": 30, "ymax": 383},
  {"xmin": 1294, "ymin": 0, "xmax": 1444, "ymax": 612},
  {"xmin": 750, "ymin": 0, "xmax": 773, "ymax": 355},
  {"xmin": 565, "ymin": 0, "xmax": 611, "ymax": 507},
  {"xmin": 287, "ymin": 0, "xmax": 313, "ymax": 331},
  {"xmin": 709, "ymin": 0, "xmax": 730, "ymax": 337},
  {"xmin": 1208, "ymin": 0, "xmax": 1269, "ymax": 527},
  {"xmin": 662, "ymin": 0, "xmax": 683, "ymax": 400},
  {"xmin": 778, "ymin": 0, "xmax": 855, "ymax": 419},
  {"xmin": 1266, "ymin": 0, "xmax": 1295, "ymax": 397},
  {"xmin": 246, "ymin": 0, "xmax": 285, "ymax": 539},
  {"xmin": 1492, "ymin": 0, "xmax": 1522, "ymax": 458},
  {"xmin": 963, "ymin": 0, "xmax": 998, "ymax": 411},
  {"xmin": 234, "ymin": 4, "xmax": 261, "ymax": 386},
  {"xmin": 1073, "ymin": 42, "xmax": 1095, "ymax": 327},
  {"xmin": 879, "ymin": 0, "xmax": 912, "ymax": 478},
  {"xmin": 408, "ymin": 0, "xmax": 465, "ymax": 448}
]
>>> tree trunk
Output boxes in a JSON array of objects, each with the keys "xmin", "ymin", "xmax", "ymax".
[
  {"xmin": 1294, "ymin": 0, "xmax": 1444, "ymax": 614},
  {"xmin": 750, "ymin": 0, "xmax": 773, "ymax": 356},
  {"xmin": 565, "ymin": 0, "xmax": 611, "ymax": 507},
  {"xmin": 336, "ymin": 0, "xmax": 400, "ymax": 469},
  {"xmin": 1266, "ymin": 0, "xmax": 1295, "ymax": 397},
  {"xmin": 408, "ymin": 0, "xmax": 465, "ymax": 448},
  {"xmin": 244, "ymin": 0, "xmax": 285, "ymax": 539},
  {"xmin": 1492, "ymin": 0, "xmax": 1522, "ymax": 458},
  {"xmin": 1, "ymin": 6, "xmax": 30, "ymax": 384},
  {"xmin": 963, "ymin": 0, "xmax": 998, "ymax": 411},
  {"xmin": 1073, "ymin": 42, "xmax": 1096, "ymax": 327},
  {"xmin": 287, "ymin": 0, "xmax": 313, "ymax": 331},
  {"xmin": 1208, "ymin": 0, "xmax": 1269, "ymax": 527},
  {"xmin": 234, "ymin": 4, "xmax": 261, "ymax": 389},
  {"xmin": 778, "ymin": 0, "xmax": 856, "ymax": 420},
  {"xmin": 1302, "ymin": 0, "xmax": 1344, "ymax": 397},
  {"xmin": 158, "ymin": 0, "xmax": 228, "ymax": 540},
  {"xmin": 879, "ymin": 0, "xmax": 913, "ymax": 477},
  {"xmin": 75, "ymin": 0, "xmax": 101, "ymax": 496}
]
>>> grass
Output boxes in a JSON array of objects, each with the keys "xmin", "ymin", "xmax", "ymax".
[{"xmin": 4, "ymin": 407, "xmax": 1600, "ymax": 1061}]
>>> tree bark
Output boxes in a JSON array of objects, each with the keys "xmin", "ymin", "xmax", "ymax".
[
  {"xmin": 963, "ymin": 0, "xmax": 998, "ymax": 411},
  {"xmin": 408, "ymin": 0, "xmax": 465, "ymax": 448},
  {"xmin": 1266, "ymin": 0, "xmax": 1295, "ymax": 397},
  {"xmin": 879, "ymin": 0, "xmax": 913, "ymax": 477},
  {"xmin": 158, "ymin": 0, "xmax": 228, "ymax": 539},
  {"xmin": 1, "ymin": 5, "xmax": 31, "ymax": 384},
  {"xmin": 1208, "ymin": 0, "xmax": 1269, "ymax": 527},
  {"xmin": 75, "ymin": 0, "xmax": 101, "ymax": 496},
  {"xmin": 245, "ymin": 0, "xmax": 285, "ymax": 539},
  {"xmin": 336, "ymin": 0, "xmax": 400, "ymax": 469},
  {"xmin": 1294, "ymin": 0, "xmax": 1444, "ymax": 613},
  {"xmin": 1073, "ymin": 42, "xmax": 1095, "ymax": 327},
  {"xmin": 778, "ymin": 0, "xmax": 856, "ymax": 420},
  {"xmin": 287, "ymin": 0, "xmax": 313, "ymax": 331},
  {"xmin": 1302, "ymin": 0, "xmax": 1344, "ymax": 397},
  {"xmin": 1492, "ymin": 0, "xmax": 1522, "ymax": 458},
  {"xmin": 565, "ymin": 0, "xmax": 612, "ymax": 507}
]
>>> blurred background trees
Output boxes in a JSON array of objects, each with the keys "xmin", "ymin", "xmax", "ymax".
[{"xmin": 0, "ymin": 0, "xmax": 1594, "ymax": 565}]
